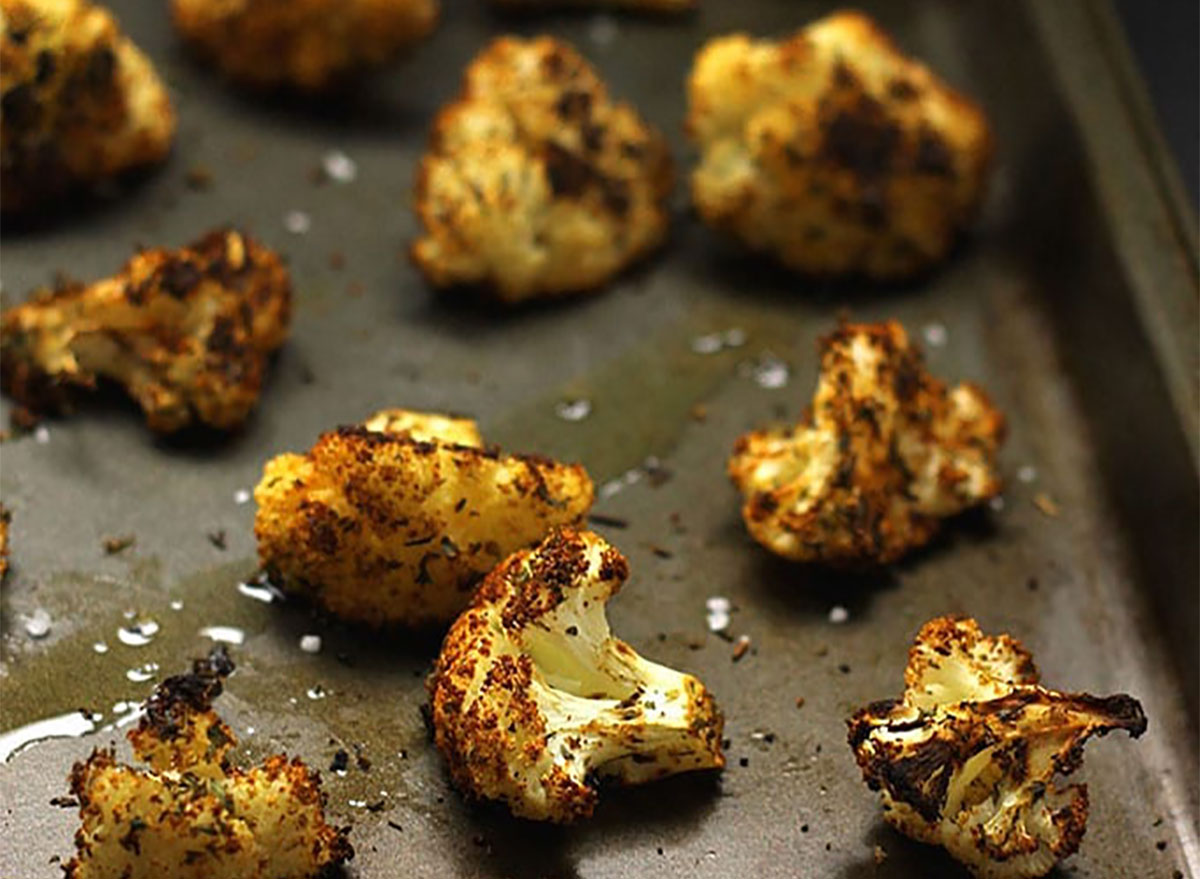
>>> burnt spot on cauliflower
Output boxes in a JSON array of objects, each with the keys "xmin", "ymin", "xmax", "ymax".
[
  {"xmin": 171, "ymin": 0, "xmax": 438, "ymax": 91},
  {"xmin": 847, "ymin": 616, "xmax": 1146, "ymax": 879},
  {"xmin": 1, "ymin": 0, "xmax": 175, "ymax": 212},
  {"xmin": 0, "ymin": 228, "xmax": 291, "ymax": 433},
  {"xmin": 254, "ymin": 409, "xmax": 594, "ymax": 628},
  {"xmin": 728, "ymin": 320, "xmax": 1004, "ymax": 565},
  {"xmin": 412, "ymin": 36, "xmax": 673, "ymax": 303},
  {"xmin": 686, "ymin": 10, "xmax": 991, "ymax": 279},
  {"xmin": 428, "ymin": 528, "xmax": 724, "ymax": 822}
]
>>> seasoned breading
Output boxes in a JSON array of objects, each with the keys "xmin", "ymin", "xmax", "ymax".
[
  {"xmin": 64, "ymin": 648, "xmax": 352, "ymax": 879},
  {"xmin": 728, "ymin": 321, "xmax": 1004, "ymax": 565},
  {"xmin": 848, "ymin": 617, "xmax": 1147, "ymax": 879},
  {"xmin": 428, "ymin": 528, "xmax": 725, "ymax": 822},
  {"xmin": 686, "ymin": 10, "xmax": 991, "ymax": 279},
  {"xmin": 0, "ymin": 229, "xmax": 291, "ymax": 433},
  {"xmin": 254, "ymin": 408, "xmax": 594, "ymax": 627},
  {"xmin": 171, "ymin": 0, "xmax": 438, "ymax": 91},
  {"xmin": 412, "ymin": 36, "xmax": 673, "ymax": 303},
  {"xmin": 0, "ymin": 0, "xmax": 175, "ymax": 212},
  {"xmin": 491, "ymin": 0, "xmax": 693, "ymax": 11}
]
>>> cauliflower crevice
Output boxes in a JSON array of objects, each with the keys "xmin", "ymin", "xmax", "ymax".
[
  {"xmin": 686, "ymin": 10, "xmax": 991, "ymax": 279},
  {"xmin": 254, "ymin": 408, "xmax": 594, "ymax": 627},
  {"xmin": 0, "ymin": 229, "xmax": 291, "ymax": 432},
  {"xmin": 64, "ymin": 647, "xmax": 352, "ymax": 879},
  {"xmin": 412, "ymin": 36, "xmax": 673, "ymax": 303},
  {"xmin": 728, "ymin": 320, "xmax": 1004, "ymax": 565},
  {"xmin": 847, "ymin": 616, "xmax": 1147, "ymax": 879},
  {"xmin": 1, "ymin": 0, "xmax": 175, "ymax": 212},
  {"xmin": 428, "ymin": 528, "xmax": 725, "ymax": 822}
]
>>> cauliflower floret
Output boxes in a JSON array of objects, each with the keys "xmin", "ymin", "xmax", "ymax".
[
  {"xmin": 847, "ymin": 617, "xmax": 1147, "ymax": 879},
  {"xmin": 0, "ymin": 0, "xmax": 175, "ymax": 212},
  {"xmin": 728, "ymin": 321, "xmax": 1004, "ymax": 565},
  {"xmin": 254, "ymin": 409, "xmax": 594, "ymax": 627},
  {"xmin": 64, "ymin": 648, "xmax": 352, "ymax": 879},
  {"xmin": 686, "ymin": 10, "xmax": 991, "ymax": 279},
  {"xmin": 428, "ymin": 528, "xmax": 725, "ymax": 822},
  {"xmin": 170, "ymin": 0, "xmax": 438, "ymax": 91},
  {"xmin": 412, "ymin": 36, "xmax": 673, "ymax": 303},
  {"xmin": 0, "ymin": 229, "xmax": 291, "ymax": 432}
]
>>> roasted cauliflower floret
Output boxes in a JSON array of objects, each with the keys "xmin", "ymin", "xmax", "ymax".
[
  {"xmin": 254, "ymin": 409, "xmax": 594, "ymax": 627},
  {"xmin": 728, "ymin": 321, "xmax": 1004, "ymax": 565},
  {"xmin": 412, "ymin": 36, "xmax": 674, "ymax": 303},
  {"xmin": 171, "ymin": 0, "xmax": 438, "ymax": 91},
  {"xmin": 0, "ymin": 229, "xmax": 291, "ymax": 433},
  {"xmin": 64, "ymin": 648, "xmax": 352, "ymax": 879},
  {"xmin": 686, "ymin": 10, "xmax": 991, "ymax": 279},
  {"xmin": 429, "ymin": 528, "xmax": 725, "ymax": 822},
  {"xmin": 0, "ymin": 0, "xmax": 175, "ymax": 213},
  {"xmin": 847, "ymin": 616, "xmax": 1147, "ymax": 879}
]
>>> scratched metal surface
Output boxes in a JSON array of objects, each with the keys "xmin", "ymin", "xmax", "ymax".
[{"xmin": 0, "ymin": 1, "xmax": 1196, "ymax": 877}]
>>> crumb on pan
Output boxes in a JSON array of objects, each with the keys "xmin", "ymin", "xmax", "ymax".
[
  {"xmin": 728, "ymin": 320, "xmax": 1005, "ymax": 565},
  {"xmin": 0, "ymin": 0, "xmax": 175, "ymax": 212},
  {"xmin": 411, "ymin": 35, "xmax": 673, "ymax": 303},
  {"xmin": 686, "ymin": 10, "xmax": 991, "ymax": 279},
  {"xmin": 847, "ymin": 616, "xmax": 1147, "ymax": 879},
  {"xmin": 254, "ymin": 408, "xmax": 594, "ymax": 627},
  {"xmin": 64, "ymin": 647, "xmax": 353, "ymax": 878},
  {"xmin": 0, "ymin": 228, "xmax": 292, "ymax": 433},
  {"xmin": 170, "ymin": 0, "xmax": 438, "ymax": 91},
  {"xmin": 428, "ymin": 527, "xmax": 724, "ymax": 822}
]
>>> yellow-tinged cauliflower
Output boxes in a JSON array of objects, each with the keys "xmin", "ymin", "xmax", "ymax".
[
  {"xmin": 412, "ymin": 36, "xmax": 674, "ymax": 303},
  {"xmin": 171, "ymin": 0, "xmax": 438, "ymax": 91},
  {"xmin": 64, "ymin": 648, "xmax": 352, "ymax": 879},
  {"xmin": 847, "ymin": 616, "xmax": 1147, "ymax": 879},
  {"xmin": 686, "ymin": 10, "xmax": 991, "ymax": 279},
  {"xmin": 0, "ymin": 229, "xmax": 291, "ymax": 433},
  {"xmin": 728, "ymin": 320, "xmax": 1004, "ymax": 565},
  {"xmin": 0, "ymin": 0, "xmax": 174, "ymax": 213},
  {"xmin": 428, "ymin": 528, "xmax": 725, "ymax": 822},
  {"xmin": 254, "ymin": 408, "xmax": 594, "ymax": 627}
]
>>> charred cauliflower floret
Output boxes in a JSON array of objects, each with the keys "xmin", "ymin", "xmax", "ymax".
[
  {"xmin": 64, "ymin": 648, "xmax": 352, "ymax": 879},
  {"xmin": 412, "ymin": 36, "xmax": 674, "ymax": 303},
  {"xmin": 0, "ymin": 0, "xmax": 175, "ymax": 213},
  {"xmin": 686, "ymin": 10, "xmax": 991, "ymax": 279},
  {"xmin": 254, "ymin": 408, "xmax": 594, "ymax": 627},
  {"xmin": 0, "ymin": 229, "xmax": 291, "ymax": 432},
  {"xmin": 171, "ymin": 0, "xmax": 438, "ymax": 91},
  {"xmin": 429, "ymin": 528, "xmax": 725, "ymax": 821},
  {"xmin": 847, "ymin": 617, "xmax": 1147, "ymax": 879},
  {"xmin": 728, "ymin": 321, "xmax": 1004, "ymax": 565}
]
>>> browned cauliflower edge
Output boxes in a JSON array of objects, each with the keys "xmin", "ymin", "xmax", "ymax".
[
  {"xmin": 728, "ymin": 320, "xmax": 1004, "ymax": 565},
  {"xmin": 0, "ymin": 228, "xmax": 292, "ymax": 433},
  {"xmin": 254, "ymin": 408, "xmax": 595, "ymax": 628},
  {"xmin": 64, "ymin": 648, "xmax": 352, "ymax": 879},
  {"xmin": 412, "ymin": 35, "xmax": 674, "ymax": 303},
  {"xmin": 847, "ymin": 616, "xmax": 1147, "ymax": 879},
  {"xmin": 171, "ymin": 0, "xmax": 438, "ymax": 91},
  {"xmin": 686, "ymin": 10, "xmax": 991, "ymax": 279},
  {"xmin": 428, "ymin": 528, "xmax": 725, "ymax": 822},
  {"xmin": 1, "ymin": 0, "xmax": 175, "ymax": 213}
]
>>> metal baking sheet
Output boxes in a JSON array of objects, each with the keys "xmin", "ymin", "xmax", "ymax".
[{"xmin": 1, "ymin": 1, "xmax": 1196, "ymax": 877}]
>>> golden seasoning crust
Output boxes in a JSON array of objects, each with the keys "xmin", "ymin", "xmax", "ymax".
[
  {"xmin": 412, "ymin": 36, "xmax": 674, "ymax": 303},
  {"xmin": 170, "ymin": 0, "xmax": 438, "ymax": 91},
  {"xmin": 0, "ymin": 0, "xmax": 174, "ymax": 212},
  {"xmin": 0, "ymin": 228, "xmax": 291, "ymax": 432},
  {"xmin": 429, "ymin": 528, "xmax": 724, "ymax": 823},
  {"xmin": 64, "ymin": 649, "xmax": 352, "ymax": 879},
  {"xmin": 686, "ymin": 10, "xmax": 992, "ymax": 279},
  {"xmin": 254, "ymin": 409, "xmax": 594, "ymax": 628},
  {"xmin": 728, "ymin": 320, "xmax": 1004, "ymax": 565},
  {"xmin": 846, "ymin": 617, "xmax": 1147, "ymax": 879}
]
